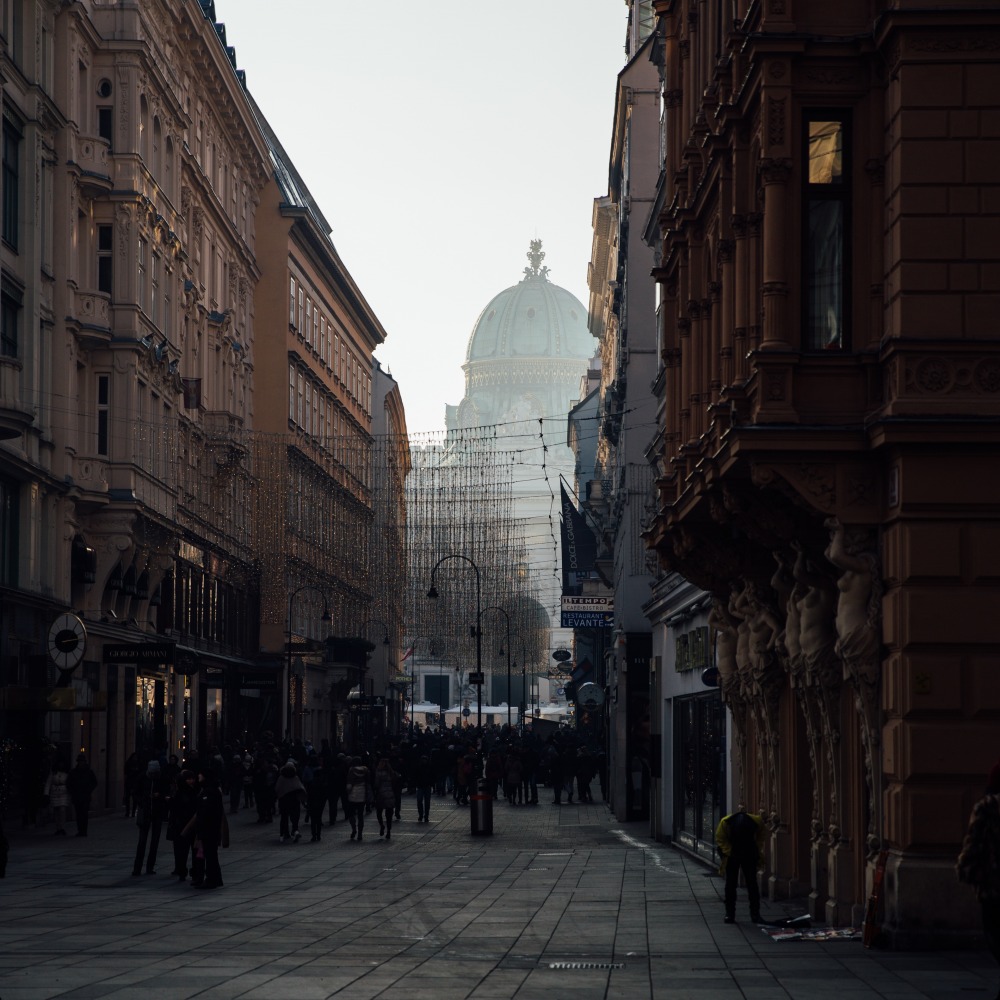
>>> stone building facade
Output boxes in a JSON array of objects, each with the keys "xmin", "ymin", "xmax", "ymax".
[
  {"xmin": 642, "ymin": 0, "xmax": 1000, "ymax": 945},
  {"xmin": 0, "ymin": 0, "xmax": 406, "ymax": 809}
]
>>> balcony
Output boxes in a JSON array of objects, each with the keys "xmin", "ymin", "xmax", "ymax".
[
  {"xmin": 67, "ymin": 134, "xmax": 112, "ymax": 194},
  {"xmin": 0, "ymin": 355, "xmax": 34, "ymax": 439},
  {"xmin": 69, "ymin": 454, "xmax": 109, "ymax": 511},
  {"xmin": 66, "ymin": 288, "xmax": 112, "ymax": 348}
]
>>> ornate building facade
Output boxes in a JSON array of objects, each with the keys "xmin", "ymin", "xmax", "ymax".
[
  {"xmin": 642, "ymin": 0, "xmax": 1000, "ymax": 945},
  {"xmin": 0, "ymin": 0, "xmax": 408, "ymax": 808}
]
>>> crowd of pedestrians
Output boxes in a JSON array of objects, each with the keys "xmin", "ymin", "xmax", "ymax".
[{"xmin": 3, "ymin": 726, "xmax": 607, "ymax": 889}]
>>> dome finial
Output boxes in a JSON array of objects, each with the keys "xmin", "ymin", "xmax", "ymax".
[{"xmin": 523, "ymin": 239, "xmax": 550, "ymax": 280}]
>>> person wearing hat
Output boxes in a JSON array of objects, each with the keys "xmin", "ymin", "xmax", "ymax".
[
  {"xmin": 132, "ymin": 758, "xmax": 168, "ymax": 875},
  {"xmin": 65, "ymin": 753, "xmax": 98, "ymax": 836},
  {"xmin": 958, "ymin": 759, "xmax": 1000, "ymax": 999}
]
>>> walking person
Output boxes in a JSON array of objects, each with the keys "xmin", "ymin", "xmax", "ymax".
[
  {"xmin": 275, "ymin": 760, "xmax": 305, "ymax": 844},
  {"xmin": 66, "ymin": 753, "xmax": 98, "ymax": 837},
  {"xmin": 373, "ymin": 758, "xmax": 399, "ymax": 839},
  {"xmin": 415, "ymin": 754, "xmax": 434, "ymax": 823},
  {"xmin": 345, "ymin": 756, "xmax": 372, "ymax": 841},
  {"xmin": 131, "ymin": 759, "xmax": 168, "ymax": 875},
  {"xmin": 715, "ymin": 805, "xmax": 765, "ymax": 924},
  {"xmin": 306, "ymin": 757, "xmax": 327, "ymax": 842},
  {"xmin": 44, "ymin": 759, "xmax": 70, "ymax": 835},
  {"xmin": 958, "ymin": 760, "xmax": 1000, "ymax": 999}
]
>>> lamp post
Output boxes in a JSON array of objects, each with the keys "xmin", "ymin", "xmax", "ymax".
[
  {"xmin": 286, "ymin": 584, "xmax": 330, "ymax": 741},
  {"xmin": 427, "ymin": 554, "xmax": 481, "ymax": 731},
  {"xmin": 481, "ymin": 605, "xmax": 511, "ymax": 730},
  {"xmin": 512, "ymin": 633, "xmax": 528, "ymax": 736},
  {"xmin": 363, "ymin": 616, "xmax": 390, "ymax": 741}
]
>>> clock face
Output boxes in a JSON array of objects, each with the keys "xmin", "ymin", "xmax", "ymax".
[{"xmin": 48, "ymin": 613, "xmax": 87, "ymax": 670}]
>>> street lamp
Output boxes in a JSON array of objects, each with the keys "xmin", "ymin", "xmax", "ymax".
[
  {"xmin": 481, "ymin": 605, "xmax": 511, "ymax": 730},
  {"xmin": 511, "ymin": 632, "xmax": 528, "ymax": 736},
  {"xmin": 286, "ymin": 584, "xmax": 330, "ymax": 740},
  {"xmin": 363, "ymin": 616, "xmax": 390, "ymax": 739},
  {"xmin": 427, "ymin": 553, "xmax": 481, "ymax": 731}
]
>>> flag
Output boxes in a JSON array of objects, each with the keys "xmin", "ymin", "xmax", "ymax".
[
  {"xmin": 401, "ymin": 646, "xmax": 414, "ymax": 662},
  {"xmin": 560, "ymin": 483, "xmax": 598, "ymax": 595}
]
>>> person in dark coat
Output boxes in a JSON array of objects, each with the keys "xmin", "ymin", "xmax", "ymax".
[
  {"xmin": 373, "ymin": 758, "xmax": 399, "ymax": 839},
  {"xmin": 958, "ymin": 760, "xmax": 1000, "ymax": 999},
  {"xmin": 190, "ymin": 770, "xmax": 226, "ymax": 889},
  {"xmin": 66, "ymin": 754, "xmax": 98, "ymax": 836},
  {"xmin": 274, "ymin": 760, "xmax": 305, "ymax": 844},
  {"xmin": 131, "ymin": 759, "xmax": 169, "ymax": 875},
  {"xmin": 305, "ymin": 757, "xmax": 327, "ymax": 842},
  {"xmin": 715, "ymin": 806, "xmax": 765, "ymax": 924},
  {"xmin": 415, "ymin": 755, "xmax": 434, "ymax": 823},
  {"xmin": 168, "ymin": 770, "xmax": 198, "ymax": 881}
]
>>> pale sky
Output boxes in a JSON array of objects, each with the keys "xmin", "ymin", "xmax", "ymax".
[{"xmin": 216, "ymin": 1, "xmax": 630, "ymax": 437}]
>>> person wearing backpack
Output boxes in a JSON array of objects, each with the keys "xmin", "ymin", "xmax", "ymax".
[{"xmin": 715, "ymin": 805, "xmax": 766, "ymax": 924}]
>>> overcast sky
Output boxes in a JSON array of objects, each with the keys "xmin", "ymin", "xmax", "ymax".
[{"xmin": 216, "ymin": 1, "xmax": 630, "ymax": 436}]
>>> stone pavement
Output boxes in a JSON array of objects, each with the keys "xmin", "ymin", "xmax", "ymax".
[{"xmin": 0, "ymin": 792, "xmax": 995, "ymax": 1000}]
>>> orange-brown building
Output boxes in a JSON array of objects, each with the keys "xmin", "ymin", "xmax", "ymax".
[
  {"xmin": 643, "ymin": 0, "xmax": 1000, "ymax": 945},
  {"xmin": 251, "ymin": 101, "xmax": 396, "ymax": 748}
]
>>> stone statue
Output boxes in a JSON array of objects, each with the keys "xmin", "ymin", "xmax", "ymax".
[
  {"xmin": 793, "ymin": 540, "xmax": 838, "ymax": 687},
  {"xmin": 709, "ymin": 599, "xmax": 739, "ymax": 698},
  {"xmin": 823, "ymin": 518, "xmax": 880, "ymax": 684}
]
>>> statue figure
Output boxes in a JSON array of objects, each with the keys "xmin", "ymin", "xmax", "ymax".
[
  {"xmin": 824, "ymin": 518, "xmax": 881, "ymax": 685},
  {"xmin": 793, "ymin": 540, "xmax": 839, "ymax": 688},
  {"xmin": 770, "ymin": 549, "xmax": 800, "ymax": 672},
  {"xmin": 709, "ymin": 599, "xmax": 739, "ymax": 699}
]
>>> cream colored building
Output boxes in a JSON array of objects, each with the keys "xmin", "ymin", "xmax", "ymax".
[{"xmin": 0, "ymin": 0, "xmax": 406, "ymax": 808}]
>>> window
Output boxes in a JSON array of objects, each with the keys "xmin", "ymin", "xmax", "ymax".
[
  {"xmin": 0, "ymin": 476, "xmax": 18, "ymax": 587},
  {"xmin": 297, "ymin": 286, "xmax": 303, "ymax": 332},
  {"xmin": 96, "ymin": 374, "xmax": 110, "ymax": 457},
  {"xmin": 138, "ymin": 237, "xmax": 147, "ymax": 312},
  {"xmin": 305, "ymin": 297, "xmax": 312, "ymax": 346},
  {"xmin": 98, "ymin": 107, "xmax": 113, "ymax": 148},
  {"xmin": 288, "ymin": 365, "xmax": 295, "ymax": 422},
  {"xmin": 2, "ymin": 116, "xmax": 21, "ymax": 249},
  {"xmin": 289, "ymin": 276, "xmax": 296, "ymax": 328},
  {"xmin": 804, "ymin": 115, "xmax": 849, "ymax": 350},
  {"xmin": 151, "ymin": 252, "xmax": 160, "ymax": 325},
  {"xmin": 0, "ymin": 277, "xmax": 21, "ymax": 357},
  {"xmin": 97, "ymin": 224, "xmax": 113, "ymax": 294}
]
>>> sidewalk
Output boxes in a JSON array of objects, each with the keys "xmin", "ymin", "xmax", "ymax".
[{"xmin": 0, "ymin": 793, "xmax": 995, "ymax": 1000}]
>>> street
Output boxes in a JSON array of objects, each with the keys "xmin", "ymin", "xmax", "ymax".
[{"xmin": 0, "ymin": 794, "xmax": 994, "ymax": 1000}]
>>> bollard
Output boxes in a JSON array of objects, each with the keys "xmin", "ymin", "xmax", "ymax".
[{"xmin": 470, "ymin": 780, "xmax": 494, "ymax": 836}]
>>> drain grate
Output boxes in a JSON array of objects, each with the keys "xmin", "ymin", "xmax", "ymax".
[{"xmin": 548, "ymin": 961, "xmax": 625, "ymax": 970}]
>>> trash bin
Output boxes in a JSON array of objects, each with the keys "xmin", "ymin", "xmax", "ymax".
[{"xmin": 470, "ymin": 781, "xmax": 493, "ymax": 836}]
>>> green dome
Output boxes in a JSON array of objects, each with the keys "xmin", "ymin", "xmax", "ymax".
[{"xmin": 465, "ymin": 241, "xmax": 594, "ymax": 363}]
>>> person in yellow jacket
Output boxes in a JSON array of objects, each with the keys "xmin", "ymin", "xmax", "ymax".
[{"xmin": 715, "ymin": 806, "xmax": 766, "ymax": 924}]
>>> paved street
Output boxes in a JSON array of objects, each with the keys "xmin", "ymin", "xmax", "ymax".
[{"xmin": 0, "ymin": 794, "xmax": 995, "ymax": 1000}]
